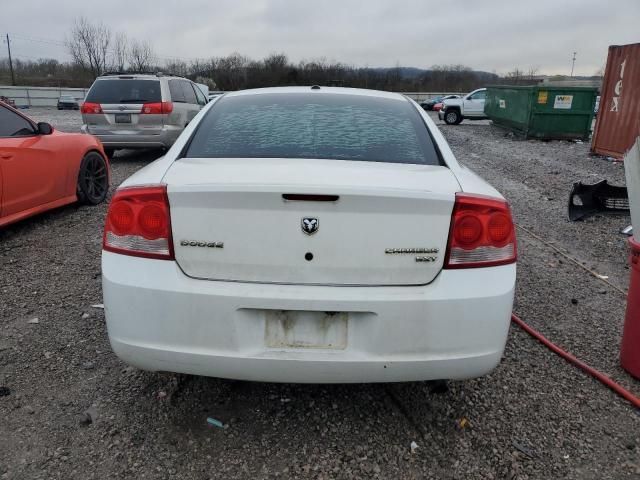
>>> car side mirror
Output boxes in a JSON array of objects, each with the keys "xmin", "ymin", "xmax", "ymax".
[{"xmin": 37, "ymin": 122, "xmax": 53, "ymax": 135}]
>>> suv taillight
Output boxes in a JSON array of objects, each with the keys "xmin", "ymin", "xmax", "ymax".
[
  {"xmin": 81, "ymin": 102, "xmax": 102, "ymax": 114},
  {"xmin": 444, "ymin": 193, "xmax": 517, "ymax": 268},
  {"xmin": 103, "ymin": 185, "xmax": 174, "ymax": 260},
  {"xmin": 140, "ymin": 101, "xmax": 173, "ymax": 114}
]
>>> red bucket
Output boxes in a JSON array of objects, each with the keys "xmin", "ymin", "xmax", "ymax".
[{"xmin": 621, "ymin": 236, "xmax": 640, "ymax": 379}]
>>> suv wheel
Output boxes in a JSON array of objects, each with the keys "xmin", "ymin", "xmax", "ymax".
[{"xmin": 444, "ymin": 109, "xmax": 462, "ymax": 125}]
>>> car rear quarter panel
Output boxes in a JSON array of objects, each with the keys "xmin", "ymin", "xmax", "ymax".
[{"xmin": 452, "ymin": 167, "xmax": 502, "ymax": 198}]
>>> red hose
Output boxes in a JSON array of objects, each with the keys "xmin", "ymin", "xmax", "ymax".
[{"xmin": 511, "ymin": 313, "xmax": 640, "ymax": 410}]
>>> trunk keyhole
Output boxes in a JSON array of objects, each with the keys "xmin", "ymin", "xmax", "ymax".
[{"xmin": 305, "ymin": 252, "xmax": 314, "ymax": 261}]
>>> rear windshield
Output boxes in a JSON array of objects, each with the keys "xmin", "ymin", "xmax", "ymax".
[
  {"xmin": 184, "ymin": 93, "xmax": 440, "ymax": 165},
  {"xmin": 85, "ymin": 79, "xmax": 161, "ymax": 104}
]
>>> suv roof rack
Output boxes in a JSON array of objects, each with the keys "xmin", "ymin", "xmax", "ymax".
[{"xmin": 100, "ymin": 71, "xmax": 182, "ymax": 77}]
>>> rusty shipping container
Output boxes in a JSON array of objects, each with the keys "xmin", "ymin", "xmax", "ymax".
[{"xmin": 592, "ymin": 43, "xmax": 640, "ymax": 159}]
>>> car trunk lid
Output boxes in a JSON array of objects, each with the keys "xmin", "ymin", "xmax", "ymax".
[{"xmin": 164, "ymin": 158, "xmax": 460, "ymax": 286}]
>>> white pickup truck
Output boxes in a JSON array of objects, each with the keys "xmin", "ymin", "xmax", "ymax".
[{"xmin": 438, "ymin": 88, "xmax": 488, "ymax": 124}]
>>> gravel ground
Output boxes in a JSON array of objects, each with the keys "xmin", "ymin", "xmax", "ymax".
[
  {"xmin": 0, "ymin": 108, "xmax": 639, "ymax": 480},
  {"xmin": 26, "ymin": 107, "xmax": 85, "ymax": 133}
]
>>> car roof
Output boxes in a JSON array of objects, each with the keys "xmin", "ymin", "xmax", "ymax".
[
  {"xmin": 224, "ymin": 86, "xmax": 408, "ymax": 102},
  {"xmin": 95, "ymin": 73, "xmax": 190, "ymax": 81},
  {"xmin": 96, "ymin": 74, "xmax": 163, "ymax": 80}
]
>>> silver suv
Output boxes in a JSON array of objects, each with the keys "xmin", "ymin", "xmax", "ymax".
[{"xmin": 80, "ymin": 73, "xmax": 208, "ymax": 156}]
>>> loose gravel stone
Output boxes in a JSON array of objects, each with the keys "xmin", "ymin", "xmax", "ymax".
[{"xmin": 0, "ymin": 108, "xmax": 637, "ymax": 479}]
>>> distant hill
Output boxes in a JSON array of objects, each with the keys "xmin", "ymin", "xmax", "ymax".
[{"xmin": 364, "ymin": 67, "xmax": 500, "ymax": 81}]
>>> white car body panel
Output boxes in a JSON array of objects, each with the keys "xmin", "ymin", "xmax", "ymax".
[
  {"xmin": 453, "ymin": 166, "xmax": 502, "ymax": 198},
  {"xmin": 463, "ymin": 92, "xmax": 486, "ymax": 117},
  {"xmin": 103, "ymin": 86, "xmax": 516, "ymax": 383},
  {"xmin": 165, "ymin": 158, "xmax": 459, "ymax": 286},
  {"xmin": 103, "ymin": 252, "xmax": 515, "ymax": 383}
]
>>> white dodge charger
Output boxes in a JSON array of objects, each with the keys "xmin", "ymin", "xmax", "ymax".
[{"xmin": 102, "ymin": 87, "xmax": 516, "ymax": 383}]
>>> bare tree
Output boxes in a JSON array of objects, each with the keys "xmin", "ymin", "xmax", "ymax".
[
  {"xmin": 128, "ymin": 40, "xmax": 156, "ymax": 72},
  {"xmin": 112, "ymin": 32, "xmax": 129, "ymax": 72},
  {"xmin": 164, "ymin": 59, "xmax": 189, "ymax": 77},
  {"xmin": 215, "ymin": 53, "xmax": 249, "ymax": 90},
  {"xmin": 506, "ymin": 67, "xmax": 523, "ymax": 84},
  {"xmin": 5, "ymin": 48, "xmax": 510, "ymax": 92},
  {"xmin": 261, "ymin": 53, "xmax": 288, "ymax": 85},
  {"xmin": 189, "ymin": 58, "xmax": 208, "ymax": 77},
  {"xmin": 428, "ymin": 64, "xmax": 475, "ymax": 91},
  {"xmin": 264, "ymin": 53, "xmax": 288, "ymax": 71},
  {"xmin": 67, "ymin": 17, "xmax": 111, "ymax": 78}
]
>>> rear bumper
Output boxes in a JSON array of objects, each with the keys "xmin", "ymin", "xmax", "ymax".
[
  {"xmin": 80, "ymin": 124, "xmax": 182, "ymax": 148},
  {"xmin": 438, "ymin": 110, "xmax": 445, "ymax": 120},
  {"xmin": 102, "ymin": 252, "xmax": 516, "ymax": 383}
]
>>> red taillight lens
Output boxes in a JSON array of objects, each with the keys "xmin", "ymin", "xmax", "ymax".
[
  {"xmin": 81, "ymin": 102, "xmax": 103, "ymax": 114},
  {"xmin": 103, "ymin": 185, "xmax": 174, "ymax": 260},
  {"xmin": 140, "ymin": 101, "xmax": 173, "ymax": 114},
  {"xmin": 138, "ymin": 204, "xmax": 168, "ymax": 238},
  {"xmin": 109, "ymin": 202, "xmax": 134, "ymax": 234},
  {"xmin": 444, "ymin": 193, "xmax": 517, "ymax": 268},
  {"xmin": 488, "ymin": 213, "xmax": 512, "ymax": 245},
  {"xmin": 454, "ymin": 215, "xmax": 483, "ymax": 246}
]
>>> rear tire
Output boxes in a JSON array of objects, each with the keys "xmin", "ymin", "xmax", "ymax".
[
  {"xmin": 444, "ymin": 109, "xmax": 462, "ymax": 125},
  {"xmin": 77, "ymin": 152, "xmax": 109, "ymax": 205}
]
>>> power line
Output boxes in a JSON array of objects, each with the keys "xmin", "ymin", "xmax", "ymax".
[
  {"xmin": 10, "ymin": 51, "xmax": 60, "ymax": 61},
  {"xmin": 8, "ymin": 33, "xmax": 67, "ymax": 47}
]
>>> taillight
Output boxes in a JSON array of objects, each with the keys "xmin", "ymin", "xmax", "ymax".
[
  {"xmin": 140, "ymin": 101, "xmax": 173, "ymax": 114},
  {"xmin": 444, "ymin": 193, "xmax": 517, "ymax": 268},
  {"xmin": 103, "ymin": 185, "xmax": 174, "ymax": 260},
  {"xmin": 81, "ymin": 102, "xmax": 103, "ymax": 114}
]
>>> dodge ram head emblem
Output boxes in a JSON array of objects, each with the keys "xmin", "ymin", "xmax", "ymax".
[{"xmin": 301, "ymin": 217, "xmax": 319, "ymax": 235}]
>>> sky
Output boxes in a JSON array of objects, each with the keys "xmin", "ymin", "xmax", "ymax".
[{"xmin": 2, "ymin": 0, "xmax": 639, "ymax": 76}]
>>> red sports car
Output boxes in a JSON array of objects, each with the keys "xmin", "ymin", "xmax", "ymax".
[
  {"xmin": 433, "ymin": 102, "xmax": 444, "ymax": 112},
  {"xmin": 0, "ymin": 103, "xmax": 109, "ymax": 228}
]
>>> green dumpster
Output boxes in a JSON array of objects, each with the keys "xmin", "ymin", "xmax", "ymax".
[{"xmin": 484, "ymin": 85, "xmax": 597, "ymax": 140}]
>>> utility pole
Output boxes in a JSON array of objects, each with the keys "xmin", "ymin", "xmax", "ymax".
[
  {"xmin": 570, "ymin": 51, "xmax": 577, "ymax": 78},
  {"xmin": 5, "ymin": 34, "xmax": 16, "ymax": 86}
]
